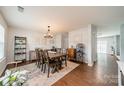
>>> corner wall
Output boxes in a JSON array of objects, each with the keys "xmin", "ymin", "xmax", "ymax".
[{"xmin": 88, "ymin": 24, "xmax": 97, "ymax": 66}]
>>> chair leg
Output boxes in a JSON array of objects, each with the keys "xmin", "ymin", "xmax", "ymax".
[
  {"xmin": 41, "ymin": 63, "xmax": 44, "ymax": 72},
  {"xmin": 38, "ymin": 62, "xmax": 40, "ymax": 68},
  {"xmin": 36, "ymin": 61, "xmax": 39, "ymax": 67},
  {"xmin": 48, "ymin": 65, "xmax": 50, "ymax": 78},
  {"xmin": 65, "ymin": 60, "xmax": 67, "ymax": 67},
  {"xmin": 44, "ymin": 64, "xmax": 46, "ymax": 73},
  {"xmin": 37, "ymin": 62, "xmax": 39, "ymax": 68},
  {"xmin": 65, "ymin": 56, "xmax": 67, "ymax": 67},
  {"xmin": 59, "ymin": 61, "xmax": 62, "ymax": 69},
  {"xmin": 56, "ymin": 64, "xmax": 59, "ymax": 73},
  {"xmin": 35, "ymin": 60, "xmax": 37, "ymax": 66}
]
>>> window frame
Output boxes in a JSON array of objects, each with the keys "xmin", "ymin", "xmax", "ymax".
[{"xmin": 0, "ymin": 24, "xmax": 5, "ymax": 60}]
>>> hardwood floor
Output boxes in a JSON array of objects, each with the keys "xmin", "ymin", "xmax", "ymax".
[{"xmin": 52, "ymin": 53, "xmax": 118, "ymax": 86}]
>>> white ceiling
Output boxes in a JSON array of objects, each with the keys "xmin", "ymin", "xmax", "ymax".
[{"xmin": 0, "ymin": 6, "xmax": 124, "ymax": 33}]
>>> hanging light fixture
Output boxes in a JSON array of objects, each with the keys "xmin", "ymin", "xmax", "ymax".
[{"xmin": 44, "ymin": 26, "xmax": 53, "ymax": 38}]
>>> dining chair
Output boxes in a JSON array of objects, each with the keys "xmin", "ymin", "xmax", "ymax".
[
  {"xmin": 35, "ymin": 48, "xmax": 41, "ymax": 68},
  {"xmin": 42, "ymin": 50, "xmax": 60, "ymax": 78},
  {"xmin": 38, "ymin": 49, "xmax": 45, "ymax": 72},
  {"xmin": 56, "ymin": 48, "xmax": 61, "ymax": 53},
  {"xmin": 61, "ymin": 49, "xmax": 67, "ymax": 67},
  {"xmin": 35, "ymin": 48, "xmax": 45, "ymax": 70}
]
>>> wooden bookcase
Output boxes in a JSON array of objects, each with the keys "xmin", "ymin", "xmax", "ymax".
[{"xmin": 14, "ymin": 36, "xmax": 27, "ymax": 62}]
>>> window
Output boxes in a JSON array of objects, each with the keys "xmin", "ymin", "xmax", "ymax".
[
  {"xmin": 0, "ymin": 25, "xmax": 4, "ymax": 59},
  {"xmin": 97, "ymin": 39, "xmax": 107, "ymax": 53}
]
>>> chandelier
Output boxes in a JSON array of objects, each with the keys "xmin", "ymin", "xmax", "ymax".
[{"xmin": 44, "ymin": 26, "xmax": 53, "ymax": 38}]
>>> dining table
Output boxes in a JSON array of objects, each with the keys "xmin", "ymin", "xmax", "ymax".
[
  {"xmin": 48, "ymin": 51, "xmax": 66, "ymax": 59},
  {"xmin": 48, "ymin": 51, "xmax": 67, "ymax": 73}
]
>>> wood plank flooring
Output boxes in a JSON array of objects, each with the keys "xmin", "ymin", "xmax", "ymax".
[{"xmin": 52, "ymin": 53, "xmax": 118, "ymax": 86}]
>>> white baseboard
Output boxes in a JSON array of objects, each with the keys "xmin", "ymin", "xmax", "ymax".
[
  {"xmin": 88, "ymin": 63, "xmax": 93, "ymax": 66},
  {"xmin": 88, "ymin": 59, "xmax": 97, "ymax": 67}
]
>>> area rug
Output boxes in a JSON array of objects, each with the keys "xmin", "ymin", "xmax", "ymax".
[{"xmin": 10, "ymin": 61, "xmax": 79, "ymax": 86}]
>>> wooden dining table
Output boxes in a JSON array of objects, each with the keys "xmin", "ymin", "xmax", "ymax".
[
  {"xmin": 48, "ymin": 52, "xmax": 66, "ymax": 59},
  {"xmin": 48, "ymin": 51, "xmax": 67, "ymax": 73}
]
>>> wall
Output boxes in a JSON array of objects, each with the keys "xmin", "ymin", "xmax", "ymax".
[
  {"xmin": 0, "ymin": 13, "xmax": 8, "ymax": 76},
  {"xmin": 53, "ymin": 32, "xmax": 69, "ymax": 49},
  {"xmin": 7, "ymin": 27, "xmax": 68, "ymax": 62},
  {"xmin": 69, "ymin": 26, "xmax": 89, "ymax": 63},
  {"xmin": 120, "ymin": 24, "xmax": 124, "ymax": 61},
  {"xmin": 61, "ymin": 32, "xmax": 69, "ymax": 49},
  {"xmin": 97, "ymin": 35, "xmax": 120, "ymax": 56},
  {"xmin": 97, "ymin": 25, "xmax": 120, "ymax": 55},
  {"xmin": 97, "ymin": 36, "xmax": 116, "ymax": 54},
  {"xmin": 97, "ymin": 25, "xmax": 120, "ymax": 38},
  {"xmin": 7, "ymin": 27, "xmax": 55, "ymax": 62},
  {"xmin": 68, "ymin": 24, "xmax": 97, "ymax": 66},
  {"xmin": 54, "ymin": 33, "xmax": 62, "ymax": 48},
  {"xmin": 87, "ymin": 24, "xmax": 97, "ymax": 66},
  {"xmin": 116, "ymin": 35, "xmax": 120, "ymax": 55},
  {"xmin": 90, "ymin": 25, "xmax": 97, "ymax": 65}
]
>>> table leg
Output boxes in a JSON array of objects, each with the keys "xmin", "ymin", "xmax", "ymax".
[{"xmin": 51, "ymin": 65, "xmax": 57, "ymax": 73}]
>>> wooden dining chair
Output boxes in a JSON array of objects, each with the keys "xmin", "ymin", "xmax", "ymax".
[
  {"xmin": 38, "ymin": 49, "xmax": 45, "ymax": 72},
  {"xmin": 35, "ymin": 48, "xmax": 41, "ymax": 68},
  {"xmin": 61, "ymin": 49, "xmax": 67, "ymax": 67},
  {"xmin": 42, "ymin": 50, "xmax": 60, "ymax": 78},
  {"xmin": 56, "ymin": 48, "xmax": 61, "ymax": 53},
  {"xmin": 35, "ymin": 48, "xmax": 45, "ymax": 71}
]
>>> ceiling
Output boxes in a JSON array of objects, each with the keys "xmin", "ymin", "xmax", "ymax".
[{"xmin": 0, "ymin": 6, "xmax": 124, "ymax": 33}]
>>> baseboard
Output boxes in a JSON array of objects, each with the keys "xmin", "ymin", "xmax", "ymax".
[
  {"xmin": 88, "ymin": 63, "xmax": 93, "ymax": 66},
  {"xmin": 88, "ymin": 60, "xmax": 97, "ymax": 66}
]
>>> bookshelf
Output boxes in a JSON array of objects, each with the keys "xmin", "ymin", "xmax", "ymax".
[{"xmin": 14, "ymin": 36, "xmax": 27, "ymax": 62}]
